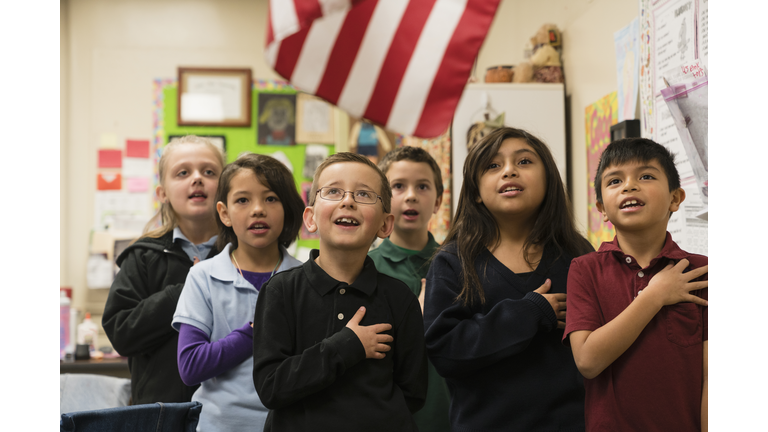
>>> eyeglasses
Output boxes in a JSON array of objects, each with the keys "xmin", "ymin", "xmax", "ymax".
[{"xmin": 316, "ymin": 187, "xmax": 382, "ymax": 205}]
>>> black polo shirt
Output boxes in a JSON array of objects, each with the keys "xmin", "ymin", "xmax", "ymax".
[{"xmin": 252, "ymin": 249, "xmax": 428, "ymax": 432}]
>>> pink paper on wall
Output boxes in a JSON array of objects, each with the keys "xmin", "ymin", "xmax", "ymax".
[
  {"xmin": 98, "ymin": 149, "xmax": 123, "ymax": 168},
  {"xmin": 126, "ymin": 177, "xmax": 150, "ymax": 193},
  {"xmin": 126, "ymin": 139, "xmax": 150, "ymax": 158}
]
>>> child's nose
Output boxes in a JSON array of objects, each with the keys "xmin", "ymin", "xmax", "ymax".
[
  {"xmin": 502, "ymin": 163, "xmax": 517, "ymax": 178},
  {"xmin": 405, "ymin": 186, "xmax": 418, "ymax": 201},
  {"xmin": 340, "ymin": 191, "xmax": 357, "ymax": 207},
  {"xmin": 251, "ymin": 201, "xmax": 266, "ymax": 216}
]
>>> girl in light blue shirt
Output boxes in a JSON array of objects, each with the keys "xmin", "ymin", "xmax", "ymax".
[{"xmin": 173, "ymin": 154, "xmax": 306, "ymax": 431}]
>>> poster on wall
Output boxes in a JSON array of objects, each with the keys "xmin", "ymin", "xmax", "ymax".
[
  {"xmin": 296, "ymin": 93, "xmax": 335, "ymax": 144},
  {"xmin": 257, "ymin": 93, "xmax": 296, "ymax": 145},
  {"xmin": 585, "ymin": 91, "xmax": 618, "ymax": 250},
  {"xmin": 614, "ymin": 17, "xmax": 640, "ymax": 122}
]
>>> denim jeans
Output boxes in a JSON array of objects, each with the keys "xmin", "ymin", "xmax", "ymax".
[{"xmin": 60, "ymin": 401, "xmax": 202, "ymax": 432}]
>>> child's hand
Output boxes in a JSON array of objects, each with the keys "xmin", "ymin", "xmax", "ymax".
[
  {"xmin": 346, "ymin": 307, "xmax": 393, "ymax": 359},
  {"xmin": 644, "ymin": 259, "xmax": 708, "ymax": 307},
  {"xmin": 418, "ymin": 279, "xmax": 426, "ymax": 315},
  {"xmin": 192, "ymin": 256, "xmax": 200, "ymax": 265},
  {"xmin": 533, "ymin": 279, "xmax": 566, "ymax": 329}
]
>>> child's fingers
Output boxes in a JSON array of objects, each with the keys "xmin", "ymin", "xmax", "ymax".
[
  {"xmin": 533, "ymin": 278, "xmax": 552, "ymax": 294},
  {"xmin": 346, "ymin": 307, "xmax": 366, "ymax": 327},
  {"xmin": 557, "ymin": 320, "xmax": 566, "ymax": 329},
  {"xmin": 673, "ymin": 258, "xmax": 690, "ymax": 271},
  {"xmin": 685, "ymin": 294, "xmax": 708, "ymax": 307},
  {"xmin": 683, "ymin": 264, "xmax": 708, "ymax": 280},
  {"xmin": 369, "ymin": 323, "xmax": 393, "ymax": 334},
  {"xmin": 686, "ymin": 280, "xmax": 708, "ymax": 292},
  {"xmin": 376, "ymin": 334, "xmax": 393, "ymax": 344},
  {"xmin": 375, "ymin": 343, "xmax": 392, "ymax": 353}
]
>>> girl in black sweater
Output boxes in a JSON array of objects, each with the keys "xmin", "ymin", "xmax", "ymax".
[{"xmin": 424, "ymin": 128, "xmax": 593, "ymax": 432}]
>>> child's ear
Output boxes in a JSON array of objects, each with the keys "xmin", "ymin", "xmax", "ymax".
[
  {"xmin": 302, "ymin": 206, "xmax": 318, "ymax": 233},
  {"xmin": 377, "ymin": 213, "xmax": 395, "ymax": 239},
  {"xmin": 595, "ymin": 201, "xmax": 610, "ymax": 223},
  {"xmin": 156, "ymin": 184, "xmax": 167, "ymax": 204},
  {"xmin": 216, "ymin": 202, "xmax": 232, "ymax": 227},
  {"xmin": 668, "ymin": 188, "xmax": 686, "ymax": 213},
  {"xmin": 433, "ymin": 193, "xmax": 443, "ymax": 215}
]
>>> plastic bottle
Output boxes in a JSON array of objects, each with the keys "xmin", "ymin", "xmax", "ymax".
[
  {"xmin": 60, "ymin": 291, "xmax": 70, "ymax": 359},
  {"xmin": 77, "ymin": 312, "xmax": 99, "ymax": 352}
]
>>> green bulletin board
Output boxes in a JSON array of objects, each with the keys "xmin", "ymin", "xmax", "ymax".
[{"xmin": 161, "ymin": 82, "xmax": 334, "ymax": 252}]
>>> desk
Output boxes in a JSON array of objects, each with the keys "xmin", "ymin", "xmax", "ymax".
[{"xmin": 60, "ymin": 357, "xmax": 130, "ymax": 379}]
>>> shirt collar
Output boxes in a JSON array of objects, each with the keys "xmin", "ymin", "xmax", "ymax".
[
  {"xmin": 304, "ymin": 249, "xmax": 378, "ymax": 297},
  {"xmin": 209, "ymin": 243, "xmax": 295, "ymax": 289},
  {"xmin": 376, "ymin": 232, "xmax": 440, "ymax": 263},
  {"xmin": 598, "ymin": 231, "xmax": 688, "ymax": 263},
  {"xmin": 172, "ymin": 226, "xmax": 218, "ymax": 248}
]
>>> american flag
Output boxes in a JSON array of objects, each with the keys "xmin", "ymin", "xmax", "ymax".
[{"xmin": 266, "ymin": 0, "xmax": 502, "ymax": 138}]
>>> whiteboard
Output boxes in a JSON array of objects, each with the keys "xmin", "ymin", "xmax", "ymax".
[{"xmin": 451, "ymin": 83, "xmax": 566, "ymax": 214}]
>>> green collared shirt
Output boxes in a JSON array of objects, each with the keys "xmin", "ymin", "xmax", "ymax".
[
  {"xmin": 368, "ymin": 232, "xmax": 451, "ymax": 432},
  {"xmin": 368, "ymin": 233, "xmax": 440, "ymax": 297}
]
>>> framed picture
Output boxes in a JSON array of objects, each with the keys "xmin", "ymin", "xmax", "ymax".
[
  {"xmin": 167, "ymin": 135, "xmax": 226, "ymax": 157},
  {"xmin": 177, "ymin": 67, "xmax": 252, "ymax": 127},
  {"xmin": 296, "ymin": 93, "xmax": 335, "ymax": 144},
  {"xmin": 257, "ymin": 93, "xmax": 296, "ymax": 145}
]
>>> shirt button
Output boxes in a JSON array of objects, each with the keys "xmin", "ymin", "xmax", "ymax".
[
  {"xmin": 339, "ymin": 288, "xmax": 346, "ymax": 295},
  {"xmin": 337, "ymin": 313, "xmax": 344, "ymax": 320},
  {"xmin": 625, "ymin": 257, "xmax": 632, "ymax": 264},
  {"xmin": 638, "ymin": 271, "xmax": 644, "ymax": 278}
]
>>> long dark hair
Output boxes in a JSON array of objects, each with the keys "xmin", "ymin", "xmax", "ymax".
[
  {"xmin": 215, "ymin": 153, "xmax": 305, "ymax": 250},
  {"xmin": 442, "ymin": 127, "xmax": 592, "ymax": 306}
]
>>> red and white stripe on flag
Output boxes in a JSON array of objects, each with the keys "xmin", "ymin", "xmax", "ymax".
[{"xmin": 266, "ymin": 0, "xmax": 501, "ymax": 138}]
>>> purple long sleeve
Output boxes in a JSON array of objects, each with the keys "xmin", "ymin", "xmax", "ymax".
[{"xmin": 177, "ymin": 322, "xmax": 254, "ymax": 386}]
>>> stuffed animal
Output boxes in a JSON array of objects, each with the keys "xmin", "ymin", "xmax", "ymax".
[{"xmin": 512, "ymin": 23, "xmax": 564, "ymax": 83}]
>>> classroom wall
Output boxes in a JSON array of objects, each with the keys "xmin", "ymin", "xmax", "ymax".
[{"xmin": 61, "ymin": 0, "xmax": 637, "ymax": 342}]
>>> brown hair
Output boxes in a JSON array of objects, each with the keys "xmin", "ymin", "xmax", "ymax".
[
  {"xmin": 309, "ymin": 152, "xmax": 392, "ymax": 213},
  {"xmin": 442, "ymin": 127, "xmax": 592, "ymax": 306},
  {"xmin": 215, "ymin": 153, "xmax": 305, "ymax": 250},
  {"xmin": 378, "ymin": 146, "xmax": 444, "ymax": 197},
  {"xmin": 142, "ymin": 135, "xmax": 225, "ymax": 239}
]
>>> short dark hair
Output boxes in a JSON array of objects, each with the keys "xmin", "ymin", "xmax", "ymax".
[
  {"xmin": 215, "ymin": 153, "xmax": 305, "ymax": 250},
  {"xmin": 378, "ymin": 146, "xmax": 444, "ymax": 197},
  {"xmin": 309, "ymin": 152, "xmax": 392, "ymax": 213},
  {"xmin": 594, "ymin": 138, "xmax": 681, "ymax": 203}
]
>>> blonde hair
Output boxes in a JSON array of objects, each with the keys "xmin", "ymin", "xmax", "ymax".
[{"xmin": 142, "ymin": 135, "xmax": 225, "ymax": 239}]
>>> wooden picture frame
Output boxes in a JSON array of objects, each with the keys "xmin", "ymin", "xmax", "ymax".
[
  {"xmin": 296, "ymin": 93, "xmax": 336, "ymax": 144},
  {"xmin": 177, "ymin": 67, "xmax": 252, "ymax": 127}
]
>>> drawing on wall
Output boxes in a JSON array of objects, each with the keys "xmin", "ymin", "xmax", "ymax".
[
  {"xmin": 258, "ymin": 93, "xmax": 296, "ymax": 145},
  {"xmin": 296, "ymin": 93, "xmax": 335, "ymax": 144},
  {"xmin": 349, "ymin": 119, "xmax": 392, "ymax": 164},
  {"xmin": 585, "ymin": 91, "xmax": 618, "ymax": 250},
  {"xmin": 303, "ymin": 145, "xmax": 330, "ymax": 179}
]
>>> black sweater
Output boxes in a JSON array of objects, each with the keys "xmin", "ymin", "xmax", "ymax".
[
  {"xmin": 102, "ymin": 231, "xmax": 219, "ymax": 404},
  {"xmin": 424, "ymin": 242, "xmax": 586, "ymax": 432}
]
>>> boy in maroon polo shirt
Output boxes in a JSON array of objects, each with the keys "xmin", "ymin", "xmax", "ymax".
[{"xmin": 564, "ymin": 138, "xmax": 708, "ymax": 431}]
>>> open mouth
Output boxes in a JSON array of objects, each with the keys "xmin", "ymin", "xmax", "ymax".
[
  {"xmin": 620, "ymin": 199, "xmax": 645, "ymax": 209},
  {"xmin": 249, "ymin": 222, "xmax": 270, "ymax": 230},
  {"xmin": 335, "ymin": 217, "xmax": 360, "ymax": 226},
  {"xmin": 403, "ymin": 210, "xmax": 419, "ymax": 216},
  {"xmin": 499, "ymin": 183, "xmax": 523, "ymax": 193},
  {"xmin": 189, "ymin": 191, "xmax": 207, "ymax": 199}
]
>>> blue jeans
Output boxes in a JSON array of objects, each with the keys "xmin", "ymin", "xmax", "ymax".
[{"xmin": 60, "ymin": 401, "xmax": 202, "ymax": 432}]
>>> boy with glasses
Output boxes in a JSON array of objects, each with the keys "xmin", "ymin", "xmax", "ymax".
[{"xmin": 252, "ymin": 152, "xmax": 428, "ymax": 432}]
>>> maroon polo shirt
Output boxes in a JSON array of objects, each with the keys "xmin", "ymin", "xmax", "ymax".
[{"xmin": 564, "ymin": 232, "xmax": 707, "ymax": 432}]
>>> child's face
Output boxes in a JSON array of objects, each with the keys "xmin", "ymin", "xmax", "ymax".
[
  {"xmin": 596, "ymin": 159, "xmax": 685, "ymax": 234},
  {"xmin": 477, "ymin": 138, "xmax": 546, "ymax": 222},
  {"xmin": 217, "ymin": 170, "xmax": 285, "ymax": 255},
  {"xmin": 386, "ymin": 160, "xmax": 441, "ymax": 236},
  {"xmin": 303, "ymin": 162, "xmax": 394, "ymax": 253},
  {"xmin": 157, "ymin": 144, "xmax": 221, "ymax": 223}
]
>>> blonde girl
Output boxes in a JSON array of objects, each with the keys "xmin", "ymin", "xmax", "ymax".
[
  {"xmin": 172, "ymin": 153, "xmax": 305, "ymax": 431},
  {"xmin": 102, "ymin": 135, "xmax": 224, "ymax": 404},
  {"xmin": 423, "ymin": 127, "xmax": 593, "ymax": 432}
]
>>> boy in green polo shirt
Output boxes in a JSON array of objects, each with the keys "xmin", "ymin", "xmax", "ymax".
[{"xmin": 369, "ymin": 146, "xmax": 450, "ymax": 432}]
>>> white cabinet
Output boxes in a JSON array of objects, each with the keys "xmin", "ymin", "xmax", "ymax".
[{"xmin": 451, "ymin": 83, "xmax": 566, "ymax": 214}]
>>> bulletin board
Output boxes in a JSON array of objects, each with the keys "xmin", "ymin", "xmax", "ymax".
[
  {"xmin": 637, "ymin": 0, "xmax": 708, "ymax": 256},
  {"xmin": 154, "ymin": 79, "xmax": 339, "ymax": 254}
]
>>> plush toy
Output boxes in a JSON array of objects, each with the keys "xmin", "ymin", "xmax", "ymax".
[{"xmin": 512, "ymin": 23, "xmax": 564, "ymax": 84}]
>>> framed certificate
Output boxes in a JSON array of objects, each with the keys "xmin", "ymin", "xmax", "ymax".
[{"xmin": 177, "ymin": 67, "xmax": 252, "ymax": 127}]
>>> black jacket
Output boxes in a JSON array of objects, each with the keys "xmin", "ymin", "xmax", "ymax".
[{"xmin": 102, "ymin": 231, "xmax": 220, "ymax": 404}]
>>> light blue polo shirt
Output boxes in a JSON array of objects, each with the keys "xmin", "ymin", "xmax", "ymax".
[
  {"xmin": 172, "ymin": 243, "xmax": 302, "ymax": 432},
  {"xmin": 172, "ymin": 227, "xmax": 218, "ymax": 262}
]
